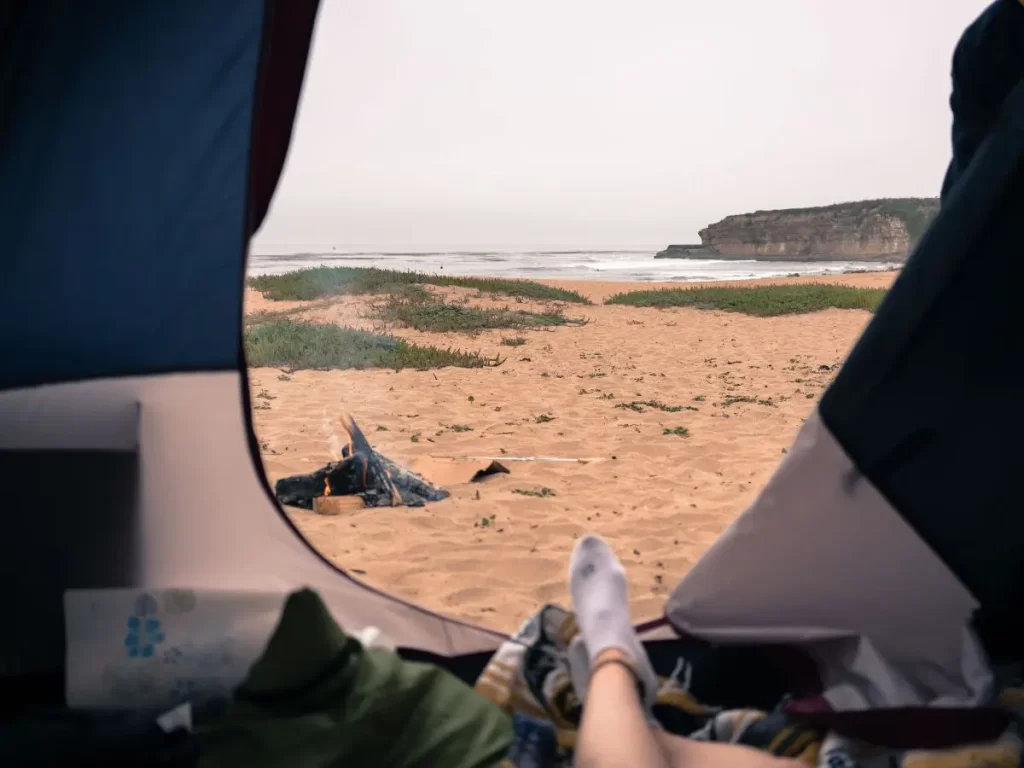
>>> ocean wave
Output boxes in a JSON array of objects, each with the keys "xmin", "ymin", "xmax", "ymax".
[
  {"xmin": 247, "ymin": 249, "xmax": 900, "ymax": 282},
  {"xmin": 254, "ymin": 249, "xmax": 655, "ymax": 258}
]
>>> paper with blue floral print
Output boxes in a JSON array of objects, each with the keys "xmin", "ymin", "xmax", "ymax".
[{"xmin": 64, "ymin": 588, "xmax": 287, "ymax": 710}]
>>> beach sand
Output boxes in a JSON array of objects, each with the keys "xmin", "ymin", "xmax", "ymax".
[{"xmin": 246, "ymin": 270, "xmax": 897, "ymax": 633}]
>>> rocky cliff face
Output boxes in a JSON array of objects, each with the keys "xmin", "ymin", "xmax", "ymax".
[{"xmin": 694, "ymin": 198, "xmax": 939, "ymax": 262}]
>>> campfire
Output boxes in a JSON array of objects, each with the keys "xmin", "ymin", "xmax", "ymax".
[{"xmin": 274, "ymin": 414, "xmax": 450, "ymax": 509}]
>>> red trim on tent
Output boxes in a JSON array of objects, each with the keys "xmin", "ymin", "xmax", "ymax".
[{"xmin": 246, "ymin": 0, "xmax": 321, "ymax": 235}]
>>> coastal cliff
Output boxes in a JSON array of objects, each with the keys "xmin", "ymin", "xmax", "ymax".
[{"xmin": 657, "ymin": 198, "xmax": 939, "ymax": 261}]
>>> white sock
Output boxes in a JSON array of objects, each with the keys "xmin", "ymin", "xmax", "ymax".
[{"xmin": 569, "ymin": 535, "xmax": 657, "ymax": 708}]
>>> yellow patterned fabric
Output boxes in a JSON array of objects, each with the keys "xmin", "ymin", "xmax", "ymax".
[
  {"xmin": 478, "ymin": 605, "xmax": 1024, "ymax": 768},
  {"xmin": 902, "ymin": 728, "xmax": 1020, "ymax": 768}
]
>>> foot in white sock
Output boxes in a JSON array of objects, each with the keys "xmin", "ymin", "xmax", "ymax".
[{"xmin": 569, "ymin": 535, "xmax": 657, "ymax": 707}]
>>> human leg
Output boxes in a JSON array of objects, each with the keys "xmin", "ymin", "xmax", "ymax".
[
  {"xmin": 569, "ymin": 535, "xmax": 802, "ymax": 768},
  {"xmin": 573, "ymin": 647, "xmax": 670, "ymax": 768}
]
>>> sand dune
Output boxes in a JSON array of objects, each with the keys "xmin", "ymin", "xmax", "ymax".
[{"xmin": 247, "ymin": 271, "xmax": 896, "ymax": 633}]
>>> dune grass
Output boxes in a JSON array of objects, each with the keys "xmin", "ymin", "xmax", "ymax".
[
  {"xmin": 249, "ymin": 266, "xmax": 590, "ymax": 304},
  {"xmin": 374, "ymin": 295, "xmax": 581, "ymax": 334},
  {"xmin": 605, "ymin": 283, "xmax": 886, "ymax": 316},
  {"xmin": 615, "ymin": 399, "xmax": 697, "ymax": 413},
  {"xmin": 245, "ymin": 320, "xmax": 499, "ymax": 371}
]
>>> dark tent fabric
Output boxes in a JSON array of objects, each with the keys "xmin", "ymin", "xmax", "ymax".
[
  {"xmin": 0, "ymin": 0, "xmax": 316, "ymax": 391},
  {"xmin": 941, "ymin": 0, "xmax": 1024, "ymax": 201}
]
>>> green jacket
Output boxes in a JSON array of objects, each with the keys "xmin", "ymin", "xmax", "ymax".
[{"xmin": 199, "ymin": 590, "xmax": 512, "ymax": 768}]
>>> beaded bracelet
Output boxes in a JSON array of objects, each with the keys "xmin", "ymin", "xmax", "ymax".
[{"xmin": 589, "ymin": 654, "xmax": 648, "ymax": 701}]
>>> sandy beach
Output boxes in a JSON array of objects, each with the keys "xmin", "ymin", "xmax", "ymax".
[{"xmin": 247, "ymin": 270, "xmax": 897, "ymax": 634}]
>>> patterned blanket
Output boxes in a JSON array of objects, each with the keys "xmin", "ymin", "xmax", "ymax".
[{"xmin": 474, "ymin": 605, "xmax": 1023, "ymax": 768}]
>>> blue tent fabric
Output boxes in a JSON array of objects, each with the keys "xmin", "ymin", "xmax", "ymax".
[
  {"xmin": 941, "ymin": 0, "xmax": 1024, "ymax": 201},
  {"xmin": 0, "ymin": 1, "xmax": 265, "ymax": 390}
]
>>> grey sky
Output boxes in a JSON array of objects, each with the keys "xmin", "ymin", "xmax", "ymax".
[{"xmin": 254, "ymin": 0, "xmax": 987, "ymax": 249}]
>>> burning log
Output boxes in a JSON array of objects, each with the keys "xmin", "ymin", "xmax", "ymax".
[
  {"xmin": 312, "ymin": 496, "xmax": 362, "ymax": 516},
  {"xmin": 274, "ymin": 414, "xmax": 449, "ymax": 509}
]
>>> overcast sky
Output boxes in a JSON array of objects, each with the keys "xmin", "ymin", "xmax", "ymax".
[{"xmin": 254, "ymin": 0, "xmax": 988, "ymax": 249}]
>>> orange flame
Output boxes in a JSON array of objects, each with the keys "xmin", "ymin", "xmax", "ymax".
[{"xmin": 323, "ymin": 477, "xmax": 331, "ymax": 496}]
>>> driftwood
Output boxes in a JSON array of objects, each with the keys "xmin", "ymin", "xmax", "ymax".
[{"xmin": 274, "ymin": 415, "xmax": 449, "ymax": 509}]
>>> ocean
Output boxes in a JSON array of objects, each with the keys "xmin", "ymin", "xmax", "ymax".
[{"xmin": 247, "ymin": 245, "xmax": 900, "ymax": 283}]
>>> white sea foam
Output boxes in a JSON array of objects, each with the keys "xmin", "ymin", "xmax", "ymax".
[{"xmin": 247, "ymin": 245, "xmax": 899, "ymax": 283}]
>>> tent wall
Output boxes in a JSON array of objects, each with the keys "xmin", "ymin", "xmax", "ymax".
[
  {"xmin": 0, "ymin": 448, "xmax": 139, "ymax": 680},
  {"xmin": 0, "ymin": 373, "xmax": 506, "ymax": 676},
  {"xmin": 0, "ymin": 0, "xmax": 509, "ymax": 686},
  {"xmin": 820, "ymin": 76, "xmax": 1024, "ymax": 659},
  {"xmin": 666, "ymin": 410, "xmax": 986, "ymax": 710},
  {"xmin": 0, "ymin": 393, "xmax": 141, "ymax": 682},
  {"xmin": 1, "ymin": 0, "xmax": 264, "ymax": 389}
]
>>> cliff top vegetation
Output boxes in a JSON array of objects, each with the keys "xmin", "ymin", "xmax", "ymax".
[{"xmin": 709, "ymin": 198, "xmax": 940, "ymax": 245}]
